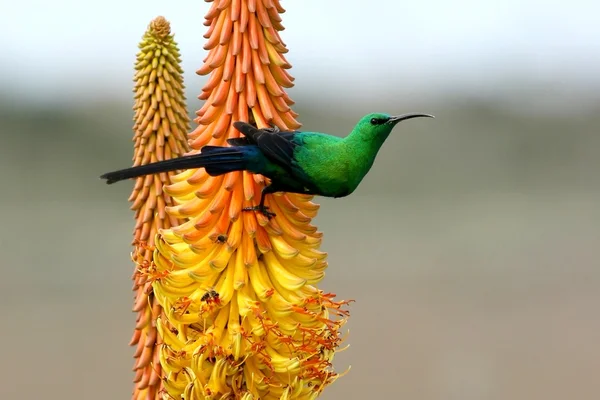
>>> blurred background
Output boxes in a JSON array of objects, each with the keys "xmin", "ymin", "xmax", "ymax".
[{"xmin": 1, "ymin": 0, "xmax": 599, "ymax": 399}]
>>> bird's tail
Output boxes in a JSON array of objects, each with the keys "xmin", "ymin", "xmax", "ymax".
[{"xmin": 100, "ymin": 145, "xmax": 248, "ymax": 184}]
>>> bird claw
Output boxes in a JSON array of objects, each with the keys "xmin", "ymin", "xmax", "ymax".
[
  {"xmin": 263, "ymin": 125, "xmax": 280, "ymax": 134},
  {"xmin": 242, "ymin": 206, "xmax": 276, "ymax": 220}
]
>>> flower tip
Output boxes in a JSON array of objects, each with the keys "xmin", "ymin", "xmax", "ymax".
[{"xmin": 149, "ymin": 16, "xmax": 171, "ymax": 39}]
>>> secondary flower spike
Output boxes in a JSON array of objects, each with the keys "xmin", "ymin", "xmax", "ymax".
[
  {"xmin": 128, "ymin": 16, "xmax": 190, "ymax": 400},
  {"xmin": 102, "ymin": 113, "xmax": 434, "ymax": 210}
]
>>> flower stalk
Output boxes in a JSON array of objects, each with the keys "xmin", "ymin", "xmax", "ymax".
[
  {"xmin": 133, "ymin": 3, "xmax": 351, "ymax": 399},
  {"xmin": 128, "ymin": 16, "xmax": 190, "ymax": 400}
]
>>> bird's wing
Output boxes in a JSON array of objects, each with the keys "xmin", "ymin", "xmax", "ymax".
[
  {"xmin": 227, "ymin": 132, "xmax": 296, "ymax": 147},
  {"xmin": 231, "ymin": 122, "xmax": 298, "ymax": 167},
  {"xmin": 227, "ymin": 131, "xmax": 298, "ymax": 146},
  {"xmin": 226, "ymin": 138, "xmax": 251, "ymax": 146}
]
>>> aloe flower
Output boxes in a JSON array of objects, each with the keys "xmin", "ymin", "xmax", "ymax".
[
  {"xmin": 132, "ymin": 2, "xmax": 351, "ymax": 399},
  {"xmin": 128, "ymin": 16, "xmax": 190, "ymax": 400}
]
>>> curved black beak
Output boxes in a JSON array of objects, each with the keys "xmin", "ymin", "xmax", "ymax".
[{"xmin": 388, "ymin": 112, "xmax": 435, "ymax": 125}]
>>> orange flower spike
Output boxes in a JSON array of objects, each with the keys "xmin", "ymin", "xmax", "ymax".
[
  {"xmin": 151, "ymin": 2, "xmax": 351, "ymax": 399},
  {"xmin": 127, "ymin": 16, "xmax": 190, "ymax": 400}
]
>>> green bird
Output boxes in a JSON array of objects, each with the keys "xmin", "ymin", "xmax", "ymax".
[{"xmin": 100, "ymin": 112, "xmax": 434, "ymax": 218}]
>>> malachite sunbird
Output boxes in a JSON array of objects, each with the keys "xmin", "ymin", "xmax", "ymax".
[{"xmin": 101, "ymin": 112, "xmax": 434, "ymax": 218}]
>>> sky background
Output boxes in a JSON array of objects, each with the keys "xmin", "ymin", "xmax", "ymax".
[{"xmin": 3, "ymin": 0, "xmax": 600, "ymax": 108}]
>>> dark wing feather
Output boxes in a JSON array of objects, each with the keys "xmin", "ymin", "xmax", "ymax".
[
  {"xmin": 227, "ymin": 131, "xmax": 297, "ymax": 147},
  {"xmin": 231, "ymin": 122, "xmax": 299, "ymax": 167},
  {"xmin": 227, "ymin": 138, "xmax": 252, "ymax": 146},
  {"xmin": 232, "ymin": 122, "xmax": 264, "ymax": 142}
]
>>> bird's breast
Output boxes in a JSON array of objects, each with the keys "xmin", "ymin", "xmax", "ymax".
[
  {"xmin": 309, "ymin": 161, "xmax": 358, "ymax": 197},
  {"xmin": 293, "ymin": 135, "xmax": 366, "ymax": 197}
]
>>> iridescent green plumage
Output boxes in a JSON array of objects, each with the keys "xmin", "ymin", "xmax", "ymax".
[{"xmin": 101, "ymin": 112, "xmax": 434, "ymax": 218}]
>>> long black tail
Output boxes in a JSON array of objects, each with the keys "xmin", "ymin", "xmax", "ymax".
[{"xmin": 100, "ymin": 146, "xmax": 248, "ymax": 184}]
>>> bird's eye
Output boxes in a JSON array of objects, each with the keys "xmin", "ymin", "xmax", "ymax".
[{"xmin": 370, "ymin": 117, "xmax": 386, "ymax": 125}]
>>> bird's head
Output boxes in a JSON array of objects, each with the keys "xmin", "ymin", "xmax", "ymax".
[{"xmin": 353, "ymin": 112, "xmax": 435, "ymax": 143}]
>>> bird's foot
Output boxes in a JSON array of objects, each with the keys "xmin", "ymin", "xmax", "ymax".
[
  {"xmin": 263, "ymin": 125, "xmax": 280, "ymax": 134},
  {"xmin": 242, "ymin": 206, "xmax": 276, "ymax": 220}
]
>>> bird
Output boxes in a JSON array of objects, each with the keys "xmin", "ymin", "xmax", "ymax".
[{"xmin": 100, "ymin": 112, "xmax": 434, "ymax": 218}]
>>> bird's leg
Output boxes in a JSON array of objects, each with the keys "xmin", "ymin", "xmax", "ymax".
[{"xmin": 243, "ymin": 185, "xmax": 276, "ymax": 219}]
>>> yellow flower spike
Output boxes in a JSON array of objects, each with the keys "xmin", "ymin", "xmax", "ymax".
[
  {"xmin": 127, "ymin": 16, "xmax": 190, "ymax": 400},
  {"xmin": 141, "ymin": 2, "xmax": 352, "ymax": 399}
]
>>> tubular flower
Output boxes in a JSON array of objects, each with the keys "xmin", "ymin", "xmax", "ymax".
[
  {"xmin": 128, "ymin": 16, "xmax": 190, "ymax": 400},
  {"xmin": 134, "ymin": 1, "xmax": 353, "ymax": 399}
]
